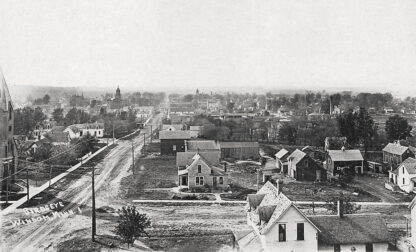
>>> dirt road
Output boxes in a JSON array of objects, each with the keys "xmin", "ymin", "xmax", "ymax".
[{"xmin": 0, "ymin": 113, "xmax": 163, "ymax": 252}]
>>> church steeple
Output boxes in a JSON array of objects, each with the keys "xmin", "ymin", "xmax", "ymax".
[{"xmin": 115, "ymin": 85, "xmax": 121, "ymax": 100}]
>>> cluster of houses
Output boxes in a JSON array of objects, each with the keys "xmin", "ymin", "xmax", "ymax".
[
  {"xmin": 236, "ymin": 181, "xmax": 392, "ymax": 251},
  {"xmin": 159, "ymin": 124, "xmax": 260, "ymax": 192},
  {"xmin": 15, "ymin": 122, "xmax": 104, "ymax": 158},
  {"xmin": 268, "ymin": 138, "xmax": 365, "ymax": 184}
]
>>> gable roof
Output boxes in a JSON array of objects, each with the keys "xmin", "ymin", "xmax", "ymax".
[
  {"xmin": 287, "ymin": 149, "xmax": 306, "ymax": 165},
  {"xmin": 178, "ymin": 153, "xmax": 224, "ymax": 176},
  {"xmin": 309, "ymin": 214, "xmax": 392, "ymax": 245},
  {"xmin": 383, "ymin": 142, "xmax": 410, "ymax": 156},
  {"xmin": 328, "ymin": 149, "xmax": 363, "ymax": 162},
  {"xmin": 186, "ymin": 140, "xmax": 220, "ymax": 151},
  {"xmin": 400, "ymin": 157, "xmax": 416, "ymax": 175},
  {"xmin": 159, "ymin": 130, "xmax": 191, "ymax": 140},
  {"xmin": 275, "ymin": 149, "xmax": 289, "ymax": 160},
  {"xmin": 220, "ymin": 141, "xmax": 259, "ymax": 148}
]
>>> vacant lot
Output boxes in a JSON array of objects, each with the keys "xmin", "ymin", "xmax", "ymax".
[{"xmin": 119, "ymin": 155, "xmax": 177, "ymax": 200}]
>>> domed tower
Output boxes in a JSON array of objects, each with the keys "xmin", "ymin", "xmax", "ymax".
[{"xmin": 115, "ymin": 86, "xmax": 121, "ymax": 100}]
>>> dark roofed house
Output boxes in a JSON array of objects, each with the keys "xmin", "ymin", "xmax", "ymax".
[
  {"xmin": 326, "ymin": 148, "xmax": 364, "ymax": 176},
  {"xmin": 287, "ymin": 149, "xmax": 326, "ymax": 181},
  {"xmin": 159, "ymin": 130, "xmax": 191, "ymax": 155},
  {"xmin": 220, "ymin": 141, "xmax": 259, "ymax": 160}
]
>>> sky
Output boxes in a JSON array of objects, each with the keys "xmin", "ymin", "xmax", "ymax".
[{"xmin": 0, "ymin": 0, "xmax": 416, "ymax": 96}]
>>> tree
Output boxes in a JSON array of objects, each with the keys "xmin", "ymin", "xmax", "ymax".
[
  {"xmin": 278, "ymin": 123, "xmax": 297, "ymax": 144},
  {"xmin": 31, "ymin": 144, "xmax": 52, "ymax": 162},
  {"xmin": 42, "ymin": 94, "xmax": 51, "ymax": 104},
  {"xmin": 355, "ymin": 108, "xmax": 377, "ymax": 154},
  {"xmin": 385, "ymin": 115, "xmax": 412, "ymax": 141},
  {"xmin": 115, "ymin": 206, "xmax": 151, "ymax": 248},
  {"xmin": 337, "ymin": 111, "xmax": 358, "ymax": 146},
  {"xmin": 14, "ymin": 106, "xmax": 46, "ymax": 137},
  {"xmin": 325, "ymin": 193, "xmax": 361, "ymax": 214},
  {"xmin": 52, "ymin": 108, "xmax": 64, "ymax": 125}
]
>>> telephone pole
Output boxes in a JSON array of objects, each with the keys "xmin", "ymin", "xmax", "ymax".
[
  {"xmin": 92, "ymin": 166, "xmax": 96, "ymax": 241},
  {"xmin": 112, "ymin": 122, "xmax": 115, "ymax": 143},
  {"xmin": 150, "ymin": 125, "xmax": 153, "ymax": 143},
  {"xmin": 26, "ymin": 167, "xmax": 29, "ymax": 201}
]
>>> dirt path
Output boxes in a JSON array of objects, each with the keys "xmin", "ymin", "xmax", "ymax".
[
  {"xmin": 352, "ymin": 175, "xmax": 407, "ymax": 203},
  {"xmin": 0, "ymin": 114, "xmax": 163, "ymax": 252}
]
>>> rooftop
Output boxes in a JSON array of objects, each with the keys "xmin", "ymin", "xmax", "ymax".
[
  {"xmin": 383, "ymin": 142, "xmax": 410, "ymax": 156},
  {"xmin": 309, "ymin": 214, "xmax": 392, "ymax": 245},
  {"xmin": 400, "ymin": 157, "xmax": 416, "ymax": 175},
  {"xmin": 287, "ymin": 149, "xmax": 306, "ymax": 165},
  {"xmin": 220, "ymin": 141, "xmax": 259, "ymax": 148},
  {"xmin": 275, "ymin": 148, "xmax": 289, "ymax": 160},
  {"xmin": 328, "ymin": 149, "xmax": 363, "ymax": 162},
  {"xmin": 186, "ymin": 140, "xmax": 220, "ymax": 151},
  {"xmin": 159, "ymin": 130, "xmax": 191, "ymax": 140}
]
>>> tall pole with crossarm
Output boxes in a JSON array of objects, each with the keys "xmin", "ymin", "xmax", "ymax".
[{"xmin": 92, "ymin": 166, "xmax": 96, "ymax": 241}]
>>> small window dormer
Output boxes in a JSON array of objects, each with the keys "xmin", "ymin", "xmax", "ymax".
[{"xmin": 197, "ymin": 165, "xmax": 202, "ymax": 173}]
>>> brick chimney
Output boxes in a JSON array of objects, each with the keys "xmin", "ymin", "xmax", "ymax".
[{"xmin": 337, "ymin": 200, "xmax": 343, "ymax": 218}]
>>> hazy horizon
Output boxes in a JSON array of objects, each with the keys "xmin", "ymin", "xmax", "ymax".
[{"xmin": 1, "ymin": 0, "xmax": 416, "ymax": 97}]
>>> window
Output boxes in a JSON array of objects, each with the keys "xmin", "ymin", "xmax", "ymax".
[
  {"xmin": 403, "ymin": 167, "xmax": 405, "ymax": 174},
  {"xmin": 5, "ymin": 145, "xmax": 8, "ymax": 157},
  {"xmin": 219, "ymin": 177, "xmax": 224, "ymax": 184},
  {"xmin": 197, "ymin": 165, "xmax": 202, "ymax": 173},
  {"xmin": 278, "ymin": 224, "xmax": 286, "ymax": 242},
  {"xmin": 334, "ymin": 244, "xmax": 340, "ymax": 252},
  {"xmin": 196, "ymin": 176, "xmax": 204, "ymax": 185},
  {"xmin": 403, "ymin": 178, "xmax": 405, "ymax": 185},
  {"xmin": 8, "ymin": 102, "xmax": 12, "ymax": 120},
  {"xmin": 297, "ymin": 223, "xmax": 304, "ymax": 240},
  {"xmin": 172, "ymin": 145, "xmax": 176, "ymax": 151},
  {"xmin": 80, "ymin": 131, "xmax": 83, "ymax": 137},
  {"xmin": 365, "ymin": 243, "xmax": 373, "ymax": 252},
  {"xmin": 8, "ymin": 126, "xmax": 12, "ymax": 132}
]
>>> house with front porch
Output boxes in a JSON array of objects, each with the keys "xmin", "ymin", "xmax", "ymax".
[
  {"xmin": 178, "ymin": 153, "xmax": 228, "ymax": 191},
  {"xmin": 236, "ymin": 182, "xmax": 392, "ymax": 252},
  {"xmin": 394, "ymin": 157, "xmax": 416, "ymax": 193}
]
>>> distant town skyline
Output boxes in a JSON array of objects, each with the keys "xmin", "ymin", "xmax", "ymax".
[{"xmin": 1, "ymin": 0, "xmax": 416, "ymax": 97}]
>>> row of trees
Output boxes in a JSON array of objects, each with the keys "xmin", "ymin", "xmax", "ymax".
[{"xmin": 279, "ymin": 108, "xmax": 413, "ymax": 150}]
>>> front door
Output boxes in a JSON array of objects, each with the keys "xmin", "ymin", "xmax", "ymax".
[{"xmin": 213, "ymin": 177, "xmax": 217, "ymax": 187}]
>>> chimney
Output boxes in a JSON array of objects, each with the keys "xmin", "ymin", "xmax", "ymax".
[
  {"xmin": 276, "ymin": 179, "xmax": 281, "ymax": 194},
  {"xmin": 341, "ymin": 146, "xmax": 345, "ymax": 152},
  {"xmin": 337, "ymin": 200, "xmax": 343, "ymax": 218}
]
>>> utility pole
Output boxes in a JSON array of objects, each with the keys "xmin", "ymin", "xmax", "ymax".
[
  {"xmin": 26, "ymin": 167, "xmax": 29, "ymax": 201},
  {"xmin": 5, "ymin": 161, "xmax": 9, "ymax": 204},
  {"xmin": 150, "ymin": 125, "xmax": 153, "ymax": 143},
  {"xmin": 132, "ymin": 141, "xmax": 135, "ymax": 174},
  {"xmin": 112, "ymin": 122, "xmax": 115, "ymax": 143},
  {"xmin": 92, "ymin": 167, "xmax": 96, "ymax": 241},
  {"xmin": 49, "ymin": 165, "xmax": 53, "ymax": 187},
  {"xmin": 143, "ymin": 133, "xmax": 146, "ymax": 154}
]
